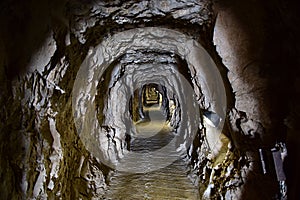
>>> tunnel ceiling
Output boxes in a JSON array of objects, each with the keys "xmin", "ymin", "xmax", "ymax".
[{"xmin": 69, "ymin": 0, "xmax": 212, "ymax": 44}]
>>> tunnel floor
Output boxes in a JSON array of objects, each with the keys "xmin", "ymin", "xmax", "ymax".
[{"xmin": 105, "ymin": 107, "xmax": 199, "ymax": 199}]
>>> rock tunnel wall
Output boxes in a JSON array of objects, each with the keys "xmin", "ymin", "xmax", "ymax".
[{"xmin": 0, "ymin": 0, "xmax": 299, "ymax": 199}]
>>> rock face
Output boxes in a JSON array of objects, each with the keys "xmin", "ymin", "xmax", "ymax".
[
  {"xmin": 213, "ymin": 1, "xmax": 278, "ymax": 199},
  {"xmin": 0, "ymin": 0, "xmax": 299, "ymax": 199}
]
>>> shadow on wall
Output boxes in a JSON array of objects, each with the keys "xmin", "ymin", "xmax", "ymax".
[
  {"xmin": 0, "ymin": 0, "xmax": 69, "ymax": 199},
  {"xmin": 215, "ymin": 0, "xmax": 300, "ymax": 199},
  {"xmin": 0, "ymin": 0, "xmax": 68, "ymax": 80}
]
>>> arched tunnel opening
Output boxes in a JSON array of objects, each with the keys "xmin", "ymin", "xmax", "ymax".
[{"xmin": 1, "ymin": 0, "xmax": 300, "ymax": 199}]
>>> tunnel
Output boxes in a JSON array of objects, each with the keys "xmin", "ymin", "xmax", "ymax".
[{"xmin": 0, "ymin": 0, "xmax": 300, "ymax": 199}]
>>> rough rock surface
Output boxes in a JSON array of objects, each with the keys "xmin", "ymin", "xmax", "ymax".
[
  {"xmin": 0, "ymin": 0, "xmax": 299, "ymax": 199},
  {"xmin": 69, "ymin": 0, "xmax": 212, "ymax": 44},
  {"xmin": 212, "ymin": 1, "xmax": 279, "ymax": 198}
]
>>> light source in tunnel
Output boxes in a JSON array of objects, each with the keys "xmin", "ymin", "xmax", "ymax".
[
  {"xmin": 130, "ymin": 83, "xmax": 170, "ymax": 124},
  {"xmin": 143, "ymin": 84, "xmax": 160, "ymax": 106},
  {"xmin": 142, "ymin": 84, "xmax": 169, "ymax": 119}
]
